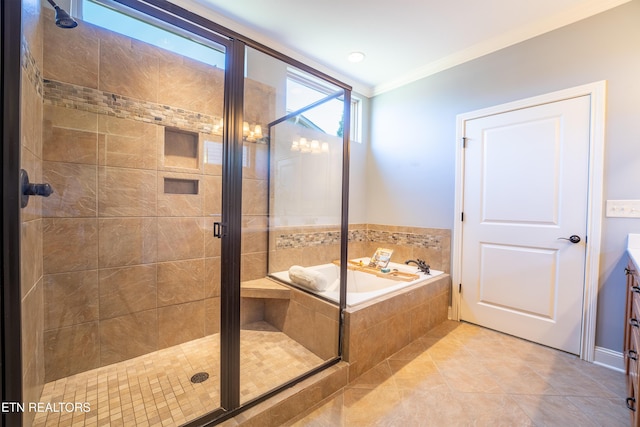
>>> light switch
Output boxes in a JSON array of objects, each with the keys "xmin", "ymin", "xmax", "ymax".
[{"xmin": 606, "ymin": 200, "xmax": 640, "ymax": 218}]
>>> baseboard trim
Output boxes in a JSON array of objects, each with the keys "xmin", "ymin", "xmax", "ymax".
[{"xmin": 593, "ymin": 346, "xmax": 624, "ymax": 372}]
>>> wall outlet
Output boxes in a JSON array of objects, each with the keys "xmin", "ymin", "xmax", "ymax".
[{"xmin": 606, "ymin": 200, "xmax": 640, "ymax": 218}]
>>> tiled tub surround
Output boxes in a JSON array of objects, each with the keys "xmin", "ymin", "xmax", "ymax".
[
  {"xmin": 39, "ymin": 10, "xmax": 274, "ymax": 382},
  {"xmin": 269, "ymin": 224, "xmax": 451, "ymax": 274},
  {"xmin": 343, "ymin": 273, "xmax": 450, "ymax": 380},
  {"xmin": 241, "ymin": 273, "xmax": 449, "ymax": 390},
  {"xmin": 349, "ymin": 224, "xmax": 451, "ymax": 273},
  {"xmin": 267, "ymin": 223, "xmax": 451, "ymax": 378}
]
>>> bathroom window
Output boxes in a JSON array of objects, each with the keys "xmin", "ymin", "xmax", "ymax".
[
  {"xmin": 204, "ymin": 141, "xmax": 223, "ymax": 166},
  {"xmin": 287, "ymin": 71, "xmax": 362, "ymax": 143},
  {"xmin": 204, "ymin": 140, "xmax": 248, "ymax": 168},
  {"xmin": 76, "ymin": 0, "xmax": 226, "ymax": 67},
  {"xmin": 350, "ymin": 95, "xmax": 362, "ymax": 143}
]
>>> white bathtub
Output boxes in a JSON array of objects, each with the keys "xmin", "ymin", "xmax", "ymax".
[{"xmin": 270, "ymin": 257, "xmax": 443, "ymax": 306}]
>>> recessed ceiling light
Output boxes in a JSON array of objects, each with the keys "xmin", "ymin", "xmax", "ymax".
[{"xmin": 347, "ymin": 51, "xmax": 365, "ymax": 63}]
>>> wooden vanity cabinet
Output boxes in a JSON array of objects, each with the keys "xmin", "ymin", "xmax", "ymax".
[{"xmin": 625, "ymin": 258, "xmax": 640, "ymax": 427}]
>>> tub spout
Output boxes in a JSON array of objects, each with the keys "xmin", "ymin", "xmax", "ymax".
[{"xmin": 405, "ymin": 259, "xmax": 430, "ymax": 274}]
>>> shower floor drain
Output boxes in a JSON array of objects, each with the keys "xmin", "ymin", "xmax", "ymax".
[{"xmin": 190, "ymin": 372, "xmax": 209, "ymax": 383}]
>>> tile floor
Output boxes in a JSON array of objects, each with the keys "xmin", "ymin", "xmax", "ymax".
[
  {"xmin": 287, "ymin": 321, "xmax": 629, "ymax": 427},
  {"xmin": 32, "ymin": 320, "xmax": 630, "ymax": 427},
  {"xmin": 32, "ymin": 322, "xmax": 323, "ymax": 427}
]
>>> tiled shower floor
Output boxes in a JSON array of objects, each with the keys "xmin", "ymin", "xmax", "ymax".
[{"xmin": 33, "ymin": 322, "xmax": 323, "ymax": 427}]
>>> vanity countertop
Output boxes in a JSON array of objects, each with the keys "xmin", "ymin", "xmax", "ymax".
[{"xmin": 627, "ymin": 234, "xmax": 640, "ymax": 268}]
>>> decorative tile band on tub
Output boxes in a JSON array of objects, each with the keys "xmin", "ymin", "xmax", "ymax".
[
  {"xmin": 275, "ymin": 231, "xmax": 342, "ymax": 249},
  {"xmin": 275, "ymin": 227, "xmax": 444, "ymax": 250},
  {"xmin": 367, "ymin": 229, "xmax": 443, "ymax": 250}
]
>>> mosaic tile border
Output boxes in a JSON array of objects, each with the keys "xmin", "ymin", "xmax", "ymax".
[
  {"xmin": 275, "ymin": 227, "xmax": 443, "ymax": 250},
  {"xmin": 275, "ymin": 231, "xmax": 342, "ymax": 249},
  {"xmin": 349, "ymin": 229, "xmax": 368, "ymax": 243},
  {"xmin": 43, "ymin": 79, "xmax": 223, "ymax": 136},
  {"xmin": 22, "ymin": 34, "xmax": 223, "ymax": 136},
  {"xmin": 368, "ymin": 229, "xmax": 442, "ymax": 249}
]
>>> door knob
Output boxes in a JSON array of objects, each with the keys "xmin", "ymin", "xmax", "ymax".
[{"xmin": 557, "ymin": 235, "xmax": 581, "ymax": 244}]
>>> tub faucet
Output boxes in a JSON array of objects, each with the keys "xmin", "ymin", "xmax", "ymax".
[{"xmin": 405, "ymin": 259, "xmax": 430, "ymax": 274}]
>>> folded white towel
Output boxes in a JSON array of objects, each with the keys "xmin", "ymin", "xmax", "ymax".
[{"xmin": 288, "ymin": 265, "xmax": 329, "ymax": 291}]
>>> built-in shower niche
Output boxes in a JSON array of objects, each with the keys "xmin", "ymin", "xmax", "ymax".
[
  {"xmin": 164, "ymin": 177, "xmax": 199, "ymax": 195},
  {"xmin": 164, "ymin": 128, "xmax": 199, "ymax": 169}
]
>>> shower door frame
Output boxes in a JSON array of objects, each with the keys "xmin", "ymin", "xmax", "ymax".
[
  {"xmin": 1, "ymin": 0, "xmax": 353, "ymax": 424},
  {"xmin": 1, "ymin": 0, "xmax": 24, "ymax": 425}
]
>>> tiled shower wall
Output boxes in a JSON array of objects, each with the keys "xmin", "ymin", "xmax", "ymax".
[
  {"xmin": 39, "ymin": 10, "xmax": 273, "ymax": 382},
  {"xmin": 270, "ymin": 224, "xmax": 451, "ymax": 273},
  {"xmin": 21, "ymin": 1, "xmax": 46, "ymax": 425}
]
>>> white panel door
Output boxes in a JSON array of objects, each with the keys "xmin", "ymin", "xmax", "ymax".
[{"xmin": 460, "ymin": 95, "xmax": 591, "ymax": 355}]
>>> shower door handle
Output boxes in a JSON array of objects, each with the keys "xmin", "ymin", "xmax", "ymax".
[{"xmin": 213, "ymin": 222, "xmax": 224, "ymax": 238}]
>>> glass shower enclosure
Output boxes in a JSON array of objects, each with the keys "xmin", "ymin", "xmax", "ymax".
[
  {"xmin": 6, "ymin": 0, "xmax": 351, "ymax": 425},
  {"xmin": 240, "ymin": 46, "xmax": 348, "ymax": 404}
]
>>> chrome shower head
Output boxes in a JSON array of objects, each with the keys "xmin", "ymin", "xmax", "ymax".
[{"xmin": 46, "ymin": 0, "xmax": 78, "ymax": 29}]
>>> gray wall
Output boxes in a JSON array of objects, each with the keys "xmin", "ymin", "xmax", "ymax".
[{"xmin": 367, "ymin": 0, "xmax": 640, "ymax": 352}]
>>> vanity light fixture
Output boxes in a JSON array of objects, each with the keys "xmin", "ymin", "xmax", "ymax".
[
  {"xmin": 211, "ymin": 119, "xmax": 265, "ymax": 143},
  {"xmin": 300, "ymin": 137, "xmax": 311, "ymax": 153},
  {"xmin": 310, "ymin": 139, "xmax": 320, "ymax": 154},
  {"xmin": 243, "ymin": 122, "xmax": 263, "ymax": 142}
]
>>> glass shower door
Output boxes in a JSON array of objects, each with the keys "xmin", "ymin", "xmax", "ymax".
[
  {"xmin": 239, "ymin": 46, "xmax": 345, "ymax": 403},
  {"xmin": 18, "ymin": 1, "xmax": 229, "ymax": 424},
  {"xmin": 14, "ymin": 0, "xmax": 352, "ymax": 423}
]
